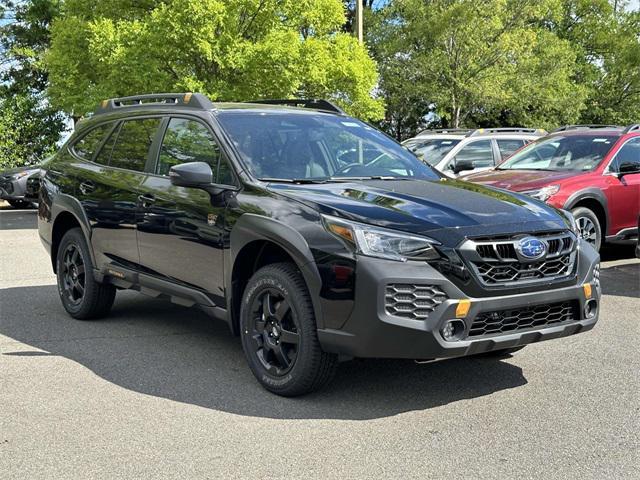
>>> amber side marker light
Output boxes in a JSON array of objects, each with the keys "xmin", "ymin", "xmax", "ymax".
[
  {"xmin": 583, "ymin": 283, "xmax": 592, "ymax": 299},
  {"xmin": 456, "ymin": 299, "xmax": 471, "ymax": 318}
]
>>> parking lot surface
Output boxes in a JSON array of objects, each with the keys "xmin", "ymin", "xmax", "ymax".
[{"xmin": 1, "ymin": 205, "xmax": 639, "ymax": 479}]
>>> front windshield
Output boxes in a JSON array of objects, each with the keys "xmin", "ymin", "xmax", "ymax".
[
  {"xmin": 217, "ymin": 111, "xmax": 440, "ymax": 181},
  {"xmin": 498, "ymin": 134, "xmax": 617, "ymax": 171},
  {"xmin": 410, "ymin": 138, "xmax": 461, "ymax": 166}
]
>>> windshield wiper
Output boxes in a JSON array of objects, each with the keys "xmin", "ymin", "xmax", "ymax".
[
  {"xmin": 258, "ymin": 177, "xmax": 330, "ymax": 184},
  {"xmin": 329, "ymin": 176, "xmax": 413, "ymax": 181}
]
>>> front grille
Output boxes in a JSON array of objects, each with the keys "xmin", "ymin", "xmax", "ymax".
[
  {"xmin": 385, "ymin": 284, "xmax": 448, "ymax": 320},
  {"xmin": 469, "ymin": 301, "xmax": 579, "ymax": 337},
  {"xmin": 0, "ymin": 179, "xmax": 13, "ymax": 194},
  {"xmin": 459, "ymin": 231, "xmax": 577, "ymax": 288}
]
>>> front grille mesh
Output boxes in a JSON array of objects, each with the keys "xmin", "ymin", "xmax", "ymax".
[
  {"xmin": 476, "ymin": 255, "xmax": 573, "ymax": 284},
  {"xmin": 469, "ymin": 301, "xmax": 578, "ymax": 337},
  {"xmin": 385, "ymin": 284, "xmax": 448, "ymax": 320}
]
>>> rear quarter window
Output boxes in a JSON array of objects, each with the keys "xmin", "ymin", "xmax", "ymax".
[{"xmin": 71, "ymin": 123, "xmax": 113, "ymax": 160}]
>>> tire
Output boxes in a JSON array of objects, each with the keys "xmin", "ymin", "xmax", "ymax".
[
  {"xmin": 240, "ymin": 263, "xmax": 338, "ymax": 396},
  {"xmin": 571, "ymin": 207, "xmax": 602, "ymax": 252},
  {"xmin": 478, "ymin": 346, "xmax": 526, "ymax": 358},
  {"xmin": 7, "ymin": 199, "xmax": 31, "ymax": 209},
  {"xmin": 56, "ymin": 227, "xmax": 116, "ymax": 320}
]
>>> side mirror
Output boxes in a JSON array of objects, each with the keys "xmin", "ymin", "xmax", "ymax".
[
  {"xmin": 169, "ymin": 162, "xmax": 213, "ymax": 187},
  {"xmin": 453, "ymin": 159, "xmax": 475, "ymax": 174},
  {"xmin": 618, "ymin": 162, "xmax": 640, "ymax": 176}
]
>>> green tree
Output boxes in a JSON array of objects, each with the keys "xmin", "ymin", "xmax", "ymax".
[
  {"xmin": 0, "ymin": 0, "xmax": 65, "ymax": 168},
  {"xmin": 371, "ymin": 0, "xmax": 588, "ymax": 133},
  {"xmin": 45, "ymin": 0, "xmax": 384, "ymax": 120}
]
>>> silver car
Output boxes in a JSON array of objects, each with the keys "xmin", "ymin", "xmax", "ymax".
[
  {"xmin": 404, "ymin": 128, "xmax": 545, "ymax": 177},
  {"xmin": 0, "ymin": 166, "xmax": 42, "ymax": 208}
]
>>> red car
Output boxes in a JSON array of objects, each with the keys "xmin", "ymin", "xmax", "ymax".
[{"xmin": 464, "ymin": 124, "xmax": 640, "ymax": 251}]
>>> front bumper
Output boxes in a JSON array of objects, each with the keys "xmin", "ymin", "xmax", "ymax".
[{"xmin": 317, "ymin": 240, "xmax": 601, "ymax": 359}]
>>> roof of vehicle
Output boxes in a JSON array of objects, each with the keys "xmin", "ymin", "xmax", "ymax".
[
  {"xmin": 413, "ymin": 127, "xmax": 546, "ymax": 139},
  {"xmin": 548, "ymin": 124, "xmax": 640, "ymax": 136}
]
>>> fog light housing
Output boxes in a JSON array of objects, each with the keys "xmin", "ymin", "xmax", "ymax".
[
  {"xmin": 584, "ymin": 299, "xmax": 598, "ymax": 319},
  {"xmin": 440, "ymin": 319, "xmax": 465, "ymax": 341}
]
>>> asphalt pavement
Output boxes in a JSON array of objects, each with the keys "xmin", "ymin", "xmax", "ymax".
[{"xmin": 1, "ymin": 206, "xmax": 639, "ymax": 479}]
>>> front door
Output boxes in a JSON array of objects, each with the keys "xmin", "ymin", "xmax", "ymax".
[
  {"xmin": 605, "ymin": 137, "xmax": 640, "ymax": 234},
  {"xmin": 136, "ymin": 117, "xmax": 234, "ymax": 305}
]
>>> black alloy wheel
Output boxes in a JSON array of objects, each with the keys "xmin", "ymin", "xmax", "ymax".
[
  {"xmin": 60, "ymin": 243, "xmax": 86, "ymax": 306},
  {"xmin": 249, "ymin": 288, "xmax": 300, "ymax": 376}
]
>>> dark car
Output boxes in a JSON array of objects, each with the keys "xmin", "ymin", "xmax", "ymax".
[
  {"xmin": 0, "ymin": 165, "xmax": 42, "ymax": 208},
  {"xmin": 38, "ymin": 93, "xmax": 601, "ymax": 396},
  {"xmin": 464, "ymin": 125, "xmax": 640, "ymax": 251}
]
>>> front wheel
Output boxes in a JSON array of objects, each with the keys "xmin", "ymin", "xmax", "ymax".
[
  {"xmin": 572, "ymin": 207, "xmax": 602, "ymax": 251},
  {"xmin": 56, "ymin": 227, "xmax": 116, "ymax": 319},
  {"xmin": 240, "ymin": 263, "xmax": 338, "ymax": 396}
]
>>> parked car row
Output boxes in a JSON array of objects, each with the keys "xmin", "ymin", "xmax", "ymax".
[
  {"xmin": 37, "ymin": 93, "xmax": 602, "ymax": 396},
  {"xmin": 405, "ymin": 124, "xmax": 640, "ymax": 252}
]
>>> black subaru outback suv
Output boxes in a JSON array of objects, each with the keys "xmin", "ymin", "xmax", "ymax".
[{"xmin": 38, "ymin": 93, "xmax": 601, "ymax": 396}]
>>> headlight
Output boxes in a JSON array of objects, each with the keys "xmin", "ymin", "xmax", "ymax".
[
  {"xmin": 11, "ymin": 171, "xmax": 30, "ymax": 180},
  {"xmin": 322, "ymin": 215, "xmax": 440, "ymax": 262},
  {"xmin": 524, "ymin": 184, "xmax": 560, "ymax": 202}
]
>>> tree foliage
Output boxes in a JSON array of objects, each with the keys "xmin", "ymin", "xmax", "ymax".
[
  {"xmin": 45, "ymin": 0, "xmax": 384, "ymax": 120},
  {"xmin": 0, "ymin": 0, "xmax": 65, "ymax": 168}
]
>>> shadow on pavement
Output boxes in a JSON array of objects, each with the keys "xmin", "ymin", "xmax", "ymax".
[
  {"xmin": 600, "ymin": 263, "xmax": 639, "ymax": 298},
  {"xmin": 0, "ymin": 209, "xmax": 37, "ymax": 230},
  {"xmin": 0, "ymin": 285, "xmax": 527, "ymax": 420}
]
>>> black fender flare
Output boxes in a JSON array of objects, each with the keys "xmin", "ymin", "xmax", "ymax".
[
  {"xmin": 50, "ymin": 193, "xmax": 96, "ymax": 267},
  {"xmin": 227, "ymin": 213, "xmax": 324, "ymax": 333},
  {"xmin": 562, "ymin": 188, "xmax": 610, "ymax": 232}
]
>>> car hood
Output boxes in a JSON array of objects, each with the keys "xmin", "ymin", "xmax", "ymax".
[
  {"xmin": 1, "ymin": 166, "xmax": 41, "ymax": 177},
  {"xmin": 463, "ymin": 169, "xmax": 582, "ymax": 191},
  {"xmin": 268, "ymin": 179, "xmax": 569, "ymax": 245}
]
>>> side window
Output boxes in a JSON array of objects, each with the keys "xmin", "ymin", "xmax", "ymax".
[
  {"xmin": 93, "ymin": 123, "xmax": 120, "ymax": 166},
  {"xmin": 496, "ymin": 139, "xmax": 525, "ymax": 160},
  {"xmin": 610, "ymin": 138, "xmax": 640, "ymax": 172},
  {"xmin": 455, "ymin": 140, "xmax": 494, "ymax": 168},
  {"xmin": 158, "ymin": 118, "xmax": 233, "ymax": 184},
  {"xmin": 109, "ymin": 118, "xmax": 162, "ymax": 172},
  {"xmin": 71, "ymin": 123, "xmax": 112, "ymax": 160}
]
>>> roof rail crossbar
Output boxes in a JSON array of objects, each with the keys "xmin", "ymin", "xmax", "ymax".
[
  {"xmin": 551, "ymin": 124, "xmax": 621, "ymax": 133},
  {"xmin": 469, "ymin": 127, "xmax": 546, "ymax": 136},
  {"xmin": 622, "ymin": 124, "xmax": 640, "ymax": 134},
  {"xmin": 247, "ymin": 99, "xmax": 346, "ymax": 115},
  {"xmin": 96, "ymin": 93, "xmax": 214, "ymax": 114},
  {"xmin": 416, "ymin": 128, "xmax": 474, "ymax": 136}
]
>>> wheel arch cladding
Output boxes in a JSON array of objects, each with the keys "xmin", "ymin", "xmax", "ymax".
[
  {"xmin": 50, "ymin": 194, "xmax": 94, "ymax": 273},
  {"xmin": 228, "ymin": 214, "xmax": 324, "ymax": 336},
  {"xmin": 565, "ymin": 190, "xmax": 608, "ymax": 236}
]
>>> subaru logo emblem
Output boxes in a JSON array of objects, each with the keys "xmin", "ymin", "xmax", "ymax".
[{"xmin": 517, "ymin": 237, "xmax": 546, "ymax": 260}]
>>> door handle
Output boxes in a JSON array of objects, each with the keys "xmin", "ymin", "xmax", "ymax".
[
  {"xmin": 79, "ymin": 181, "xmax": 95, "ymax": 195},
  {"xmin": 138, "ymin": 193, "xmax": 156, "ymax": 207}
]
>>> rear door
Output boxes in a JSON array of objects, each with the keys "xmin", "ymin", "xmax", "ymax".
[
  {"xmin": 495, "ymin": 138, "xmax": 526, "ymax": 162},
  {"xmin": 136, "ymin": 116, "xmax": 235, "ymax": 302},
  {"xmin": 72, "ymin": 116, "xmax": 163, "ymax": 269}
]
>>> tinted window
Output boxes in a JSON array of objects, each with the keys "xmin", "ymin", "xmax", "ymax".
[
  {"xmin": 610, "ymin": 137, "xmax": 640, "ymax": 172},
  {"xmin": 499, "ymin": 135, "xmax": 617, "ymax": 171},
  {"xmin": 496, "ymin": 139, "xmax": 525, "ymax": 160},
  {"xmin": 72, "ymin": 123, "xmax": 112, "ymax": 160},
  {"xmin": 93, "ymin": 124, "xmax": 120, "ymax": 165},
  {"xmin": 158, "ymin": 118, "xmax": 228, "ymax": 181},
  {"xmin": 109, "ymin": 118, "xmax": 162, "ymax": 172},
  {"xmin": 217, "ymin": 112, "xmax": 439, "ymax": 181},
  {"xmin": 455, "ymin": 140, "xmax": 494, "ymax": 168}
]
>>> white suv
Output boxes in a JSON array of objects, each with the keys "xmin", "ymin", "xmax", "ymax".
[{"xmin": 403, "ymin": 128, "xmax": 545, "ymax": 177}]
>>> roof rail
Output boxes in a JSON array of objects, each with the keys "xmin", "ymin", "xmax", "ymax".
[
  {"xmin": 416, "ymin": 128, "xmax": 474, "ymax": 136},
  {"xmin": 551, "ymin": 124, "xmax": 621, "ymax": 133},
  {"xmin": 622, "ymin": 124, "xmax": 640, "ymax": 134},
  {"xmin": 469, "ymin": 127, "xmax": 546, "ymax": 136},
  {"xmin": 95, "ymin": 93, "xmax": 214, "ymax": 115},
  {"xmin": 247, "ymin": 99, "xmax": 346, "ymax": 115}
]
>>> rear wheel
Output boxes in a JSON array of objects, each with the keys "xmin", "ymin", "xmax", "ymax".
[
  {"xmin": 240, "ymin": 263, "xmax": 338, "ymax": 396},
  {"xmin": 56, "ymin": 227, "xmax": 116, "ymax": 319},
  {"xmin": 572, "ymin": 207, "xmax": 602, "ymax": 251}
]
